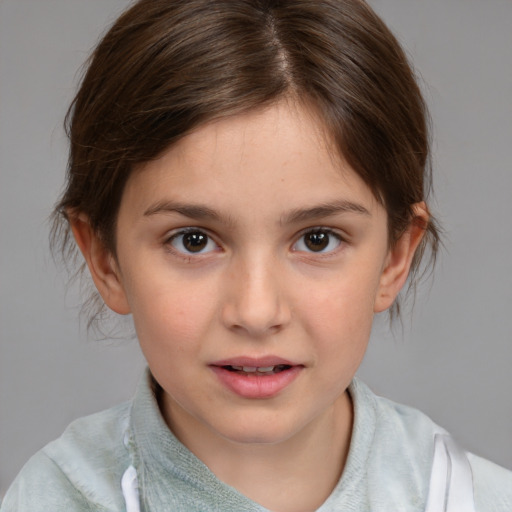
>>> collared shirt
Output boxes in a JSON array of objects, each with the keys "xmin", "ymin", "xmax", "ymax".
[{"xmin": 2, "ymin": 369, "xmax": 511, "ymax": 511}]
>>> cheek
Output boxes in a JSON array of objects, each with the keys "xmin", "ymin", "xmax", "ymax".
[
  {"xmin": 124, "ymin": 273, "xmax": 215, "ymax": 356},
  {"xmin": 305, "ymin": 271, "xmax": 379, "ymax": 327},
  {"xmin": 299, "ymin": 271, "xmax": 379, "ymax": 359}
]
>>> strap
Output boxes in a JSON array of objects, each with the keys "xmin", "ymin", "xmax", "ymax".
[
  {"xmin": 425, "ymin": 433, "xmax": 476, "ymax": 512},
  {"xmin": 121, "ymin": 465, "xmax": 141, "ymax": 512}
]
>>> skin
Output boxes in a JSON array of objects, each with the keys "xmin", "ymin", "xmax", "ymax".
[{"xmin": 71, "ymin": 99, "xmax": 427, "ymax": 512}]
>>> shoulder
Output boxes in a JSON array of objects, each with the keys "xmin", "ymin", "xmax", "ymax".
[
  {"xmin": 469, "ymin": 453, "xmax": 512, "ymax": 511},
  {"xmin": 351, "ymin": 378, "xmax": 444, "ymax": 468},
  {"xmin": 349, "ymin": 380, "xmax": 441, "ymax": 508},
  {"xmin": 1, "ymin": 402, "xmax": 131, "ymax": 512},
  {"xmin": 372, "ymin": 389, "xmax": 512, "ymax": 510},
  {"xmin": 350, "ymin": 379, "xmax": 512, "ymax": 511}
]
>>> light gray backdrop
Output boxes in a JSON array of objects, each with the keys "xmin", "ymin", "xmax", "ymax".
[{"xmin": 1, "ymin": 0, "xmax": 511, "ymax": 497}]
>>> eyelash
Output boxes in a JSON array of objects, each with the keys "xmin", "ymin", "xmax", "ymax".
[
  {"xmin": 292, "ymin": 227, "xmax": 344, "ymax": 255},
  {"xmin": 164, "ymin": 226, "xmax": 345, "ymax": 260},
  {"xmin": 165, "ymin": 228, "xmax": 220, "ymax": 258}
]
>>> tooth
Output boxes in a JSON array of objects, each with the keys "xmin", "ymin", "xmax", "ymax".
[
  {"xmin": 242, "ymin": 366, "xmax": 257, "ymax": 372},
  {"xmin": 231, "ymin": 366, "xmax": 243, "ymax": 371},
  {"xmin": 257, "ymin": 366, "xmax": 275, "ymax": 372}
]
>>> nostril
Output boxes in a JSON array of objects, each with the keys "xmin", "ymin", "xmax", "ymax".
[{"xmin": 221, "ymin": 278, "xmax": 291, "ymax": 336}]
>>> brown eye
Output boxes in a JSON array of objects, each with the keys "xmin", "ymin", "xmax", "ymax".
[
  {"xmin": 170, "ymin": 230, "xmax": 216, "ymax": 254},
  {"xmin": 304, "ymin": 232, "xmax": 329, "ymax": 251},
  {"xmin": 293, "ymin": 229, "xmax": 342, "ymax": 253},
  {"xmin": 183, "ymin": 232, "xmax": 208, "ymax": 252}
]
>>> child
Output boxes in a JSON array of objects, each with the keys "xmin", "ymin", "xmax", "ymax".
[{"xmin": 2, "ymin": 0, "xmax": 511, "ymax": 510}]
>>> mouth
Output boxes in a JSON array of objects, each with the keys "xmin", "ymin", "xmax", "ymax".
[
  {"xmin": 209, "ymin": 357, "xmax": 303, "ymax": 398},
  {"xmin": 220, "ymin": 364, "xmax": 293, "ymax": 375}
]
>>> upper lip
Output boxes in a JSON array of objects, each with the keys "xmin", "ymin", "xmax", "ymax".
[{"xmin": 210, "ymin": 356, "xmax": 301, "ymax": 368}]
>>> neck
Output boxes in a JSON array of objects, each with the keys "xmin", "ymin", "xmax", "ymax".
[{"xmin": 163, "ymin": 390, "xmax": 353, "ymax": 512}]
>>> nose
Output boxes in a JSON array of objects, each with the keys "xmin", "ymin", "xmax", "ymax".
[{"xmin": 221, "ymin": 254, "xmax": 291, "ymax": 337}]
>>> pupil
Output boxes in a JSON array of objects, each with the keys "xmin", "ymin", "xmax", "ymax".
[
  {"xmin": 305, "ymin": 232, "xmax": 329, "ymax": 251},
  {"xmin": 184, "ymin": 232, "xmax": 207, "ymax": 252}
]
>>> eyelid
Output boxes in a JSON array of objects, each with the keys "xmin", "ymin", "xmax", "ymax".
[
  {"xmin": 291, "ymin": 226, "xmax": 345, "ymax": 254},
  {"xmin": 164, "ymin": 227, "xmax": 221, "ymax": 257}
]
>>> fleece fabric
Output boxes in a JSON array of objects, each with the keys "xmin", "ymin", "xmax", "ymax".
[{"xmin": 2, "ymin": 369, "xmax": 511, "ymax": 511}]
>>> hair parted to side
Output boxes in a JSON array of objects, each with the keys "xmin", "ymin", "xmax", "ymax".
[{"xmin": 51, "ymin": 0, "xmax": 441, "ymax": 329}]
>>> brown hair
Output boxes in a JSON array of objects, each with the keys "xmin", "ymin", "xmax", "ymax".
[{"xmin": 52, "ymin": 0, "xmax": 440, "ymax": 324}]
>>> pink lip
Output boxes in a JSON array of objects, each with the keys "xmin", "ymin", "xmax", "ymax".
[
  {"xmin": 209, "ymin": 356, "xmax": 303, "ymax": 399},
  {"xmin": 211, "ymin": 356, "xmax": 298, "ymax": 368}
]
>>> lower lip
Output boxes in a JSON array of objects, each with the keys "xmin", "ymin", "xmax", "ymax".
[{"xmin": 210, "ymin": 366, "xmax": 303, "ymax": 399}]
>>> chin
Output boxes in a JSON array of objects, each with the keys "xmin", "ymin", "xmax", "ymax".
[{"xmin": 211, "ymin": 412, "xmax": 306, "ymax": 446}]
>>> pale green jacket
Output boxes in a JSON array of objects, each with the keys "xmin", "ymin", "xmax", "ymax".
[{"xmin": 2, "ymin": 370, "xmax": 512, "ymax": 511}]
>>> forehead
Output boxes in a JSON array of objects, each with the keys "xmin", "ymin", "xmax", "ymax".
[{"xmin": 122, "ymin": 100, "xmax": 382, "ymax": 221}]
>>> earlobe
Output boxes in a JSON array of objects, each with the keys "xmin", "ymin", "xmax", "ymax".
[
  {"xmin": 374, "ymin": 203, "xmax": 429, "ymax": 313},
  {"xmin": 69, "ymin": 213, "xmax": 131, "ymax": 315}
]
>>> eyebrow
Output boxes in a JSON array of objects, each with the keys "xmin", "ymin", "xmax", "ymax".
[
  {"xmin": 143, "ymin": 198, "xmax": 370, "ymax": 226},
  {"xmin": 280, "ymin": 200, "xmax": 371, "ymax": 225},
  {"xmin": 143, "ymin": 200, "xmax": 235, "ymax": 227}
]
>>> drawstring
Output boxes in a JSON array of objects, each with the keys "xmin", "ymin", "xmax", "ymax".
[
  {"xmin": 119, "ymin": 427, "xmax": 474, "ymax": 512},
  {"xmin": 122, "ymin": 429, "xmax": 141, "ymax": 512},
  {"xmin": 425, "ymin": 433, "xmax": 476, "ymax": 512},
  {"xmin": 122, "ymin": 465, "xmax": 141, "ymax": 512}
]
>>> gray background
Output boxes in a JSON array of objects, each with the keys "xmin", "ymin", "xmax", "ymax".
[{"xmin": 1, "ymin": 0, "xmax": 511, "ymax": 498}]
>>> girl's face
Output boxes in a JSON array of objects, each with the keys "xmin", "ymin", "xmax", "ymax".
[{"xmin": 81, "ymin": 100, "xmax": 421, "ymax": 450}]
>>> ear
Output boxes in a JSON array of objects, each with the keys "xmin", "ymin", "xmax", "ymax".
[
  {"xmin": 374, "ymin": 203, "xmax": 429, "ymax": 313},
  {"xmin": 69, "ymin": 213, "xmax": 131, "ymax": 315}
]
